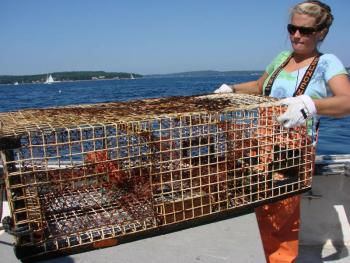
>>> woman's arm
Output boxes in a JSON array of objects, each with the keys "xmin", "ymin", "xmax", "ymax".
[
  {"xmin": 314, "ymin": 74, "xmax": 350, "ymax": 117},
  {"xmin": 276, "ymin": 74, "xmax": 350, "ymax": 128},
  {"xmin": 231, "ymin": 72, "xmax": 269, "ymax": 95}
]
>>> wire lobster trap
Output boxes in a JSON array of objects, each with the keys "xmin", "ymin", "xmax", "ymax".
[{"xmin": 0, "ymin": 93, "xmax": 315, "ymax": 261}]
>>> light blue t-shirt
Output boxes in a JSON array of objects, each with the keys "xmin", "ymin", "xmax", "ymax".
[{"xmin": 263, "ymin": 50, "xmax": 348, "ymax": 99}]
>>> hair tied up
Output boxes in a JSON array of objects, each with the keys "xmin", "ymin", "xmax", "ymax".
[{"xmin": 306, "ymin": 0, "xmax": 332, "ymax": 13}]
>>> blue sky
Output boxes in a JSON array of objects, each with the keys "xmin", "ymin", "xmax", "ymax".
[{"xmin": 0, "ymin": 0, "xmax": 349, "ymax": 75}]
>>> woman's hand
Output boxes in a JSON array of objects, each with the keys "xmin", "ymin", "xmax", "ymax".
[
  {"xmin": 214, "ymin": 84, "xmax": 233, "ymax": 93},
  {"xmin": 275, "ymin": 95, "xmax": 317, "ymax": 128}
]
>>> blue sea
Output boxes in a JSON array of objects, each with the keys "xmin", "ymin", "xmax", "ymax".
[{"xmin": 0, "ymin": 73, "xmax": 349, "ymax": 155}]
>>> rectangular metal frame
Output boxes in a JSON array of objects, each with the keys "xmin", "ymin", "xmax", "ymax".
[{"xmin": 0, "ymin": 94, "xmax": 315, "ymax": 260}]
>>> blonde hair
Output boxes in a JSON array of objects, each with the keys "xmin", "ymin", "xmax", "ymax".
[{"xmin": 291, "ymin": 1, "xmax": 333, "ymax": 40}]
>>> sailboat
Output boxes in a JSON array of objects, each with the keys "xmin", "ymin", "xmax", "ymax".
[
  {"xmin": 130, "ymin": 73, "xmax": 135, "ymax": 80},
  {"xmin": 44, "ymin": 74, "xmax": 54, "ymax": 84}
]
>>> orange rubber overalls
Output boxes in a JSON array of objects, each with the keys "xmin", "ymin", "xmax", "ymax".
[
  {"xmin": 254, "ymin": 106, "xmax": 304, "ymax": 263},
  {"xmin": 253, "ymin": 51, "xmax": 320, "ymax": 263},
  {"xmin": 255, "ymin": 195, "xmax": 301, "ymax": 263}
]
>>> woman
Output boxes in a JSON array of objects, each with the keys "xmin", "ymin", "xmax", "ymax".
[{"xmin": 214, "ymin": 1, "xmax": 350, "ymax": 262}]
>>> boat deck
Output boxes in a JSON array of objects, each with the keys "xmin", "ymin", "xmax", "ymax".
[
  {"xmin": 0, "ymin": 208, "xmax": 349, "ymax": 263},
  {"xmin": 1, "ymin": 155, "xmax": 350, "ymax": 262}
]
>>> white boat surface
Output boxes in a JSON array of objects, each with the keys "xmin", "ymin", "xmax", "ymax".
[{"xmin": 1, "ymin": 154, "xmax": 349, "ymax": 262}]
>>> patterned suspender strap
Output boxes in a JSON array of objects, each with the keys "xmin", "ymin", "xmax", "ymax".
[
  {"xmin": 293, "ymin": 54, "xmax": 322, "ymax": 137},
  {"xmin": 293, "ymin": 54, "xmax": 321, "ymax": 96},
  {"xmin": 264, "ymin": 54, "xmax": 293, "ymax": 96},
  {"xmin": 291, "ymin": 53, "xmax": 322, "ymax": 142}
]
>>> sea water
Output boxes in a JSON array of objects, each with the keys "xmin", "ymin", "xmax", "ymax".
[{"xmin": 0, "ymin": 73, "xmax": 349, "ymax": 155}]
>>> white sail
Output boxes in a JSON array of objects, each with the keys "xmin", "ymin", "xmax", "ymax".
[{"xmin": 45, "ymin": 74, "xmax": 54, "ymax": 84}]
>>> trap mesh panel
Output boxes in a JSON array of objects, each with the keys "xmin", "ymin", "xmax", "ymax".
[{"xmin": 0, "ymin": 93, "xmax": 315, "ymax": 260}]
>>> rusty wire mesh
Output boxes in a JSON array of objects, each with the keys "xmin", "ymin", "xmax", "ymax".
[{"xmin": 0, "ymin": 93, "xmax": 315, "ymax": 260}]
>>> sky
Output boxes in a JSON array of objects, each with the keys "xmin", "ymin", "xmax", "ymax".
[{"xmin": 0, "ymin": 0, "xmax": 349, "ymax": 75}]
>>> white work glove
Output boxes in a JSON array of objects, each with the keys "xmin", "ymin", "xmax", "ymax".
[
  {"xmin": 214, "ymin": 83, "xmax": 233, "ymax": 93},
  {"xmin": 275, "ymin": 95, "xmax": 316, "ymax": 128}
]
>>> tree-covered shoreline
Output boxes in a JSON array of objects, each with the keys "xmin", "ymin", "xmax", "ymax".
[
  {"xmin": 0, "ymin": 71, "xmax": 142, "ymax": 85},
  {"xmin": 2, "ymin": 68, "xmax": 348, "ymax": 85}
]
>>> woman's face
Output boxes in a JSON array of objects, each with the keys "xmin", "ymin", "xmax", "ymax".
[{"xmin": 289, "ymin": 13, "xmax": 321, "ymax": 55}]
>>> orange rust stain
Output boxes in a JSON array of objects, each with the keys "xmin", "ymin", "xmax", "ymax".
[
  {"xmin": 92, "ymin": 238, "xmax": 118, "ymax": 248},
  {"xmin": 85, "ymin": 150, "xmax": 127, "ymax": 185}
]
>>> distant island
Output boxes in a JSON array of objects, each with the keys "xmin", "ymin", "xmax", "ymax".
[
  {"xmin": 148, "ymin": 68, "xmax": 350, "ymax": 78},
  {"xmin": 2, "ymin": 68, "xmax": 349, "ymax": 85},
  {"xmin": 0, "ymin": 71, "xmax": 142, "ymax": 85},
  {"xmin": 146, "ymin": 70, "xmax": 264, "ymax": 78}
]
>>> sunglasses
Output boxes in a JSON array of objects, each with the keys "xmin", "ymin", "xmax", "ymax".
[{"xmin": 287, "ymin": 24, "xmax": 318, "ymax": 35}]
